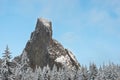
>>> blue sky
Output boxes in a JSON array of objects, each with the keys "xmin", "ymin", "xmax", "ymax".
[{"xmin": 0, "ymin": 0, "xmax": 120, "ymax": 66}]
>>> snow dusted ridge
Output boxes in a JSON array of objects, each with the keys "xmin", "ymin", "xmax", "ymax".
[
  {"xmin": 55, "ymin": 50, "xmax": 80, "ymax": 69},
  {"xmin": 67, "ymin": 50, "xmax": 77, "ymax": 63}
]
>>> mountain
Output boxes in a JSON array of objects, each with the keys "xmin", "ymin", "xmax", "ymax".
[
  {"xmin": 23, "ymin": 18, "xmax": 80, "ymax": 70},
  {"xmin": 0, "ymin": 18, "xmax": 80, "ymax": 80}
]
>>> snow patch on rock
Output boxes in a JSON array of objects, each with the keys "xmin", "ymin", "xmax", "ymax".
[{"xmin": 39, "ymin": 18, "xmax": 51, "ymax": 27}]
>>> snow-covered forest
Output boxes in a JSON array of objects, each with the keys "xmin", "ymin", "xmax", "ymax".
[{"xmin": 0, "ymin": 46, "xmax": 120, "ymax": 80}]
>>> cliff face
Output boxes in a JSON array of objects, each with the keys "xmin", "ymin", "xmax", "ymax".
[
  {"xmin": 23, "ymin": 18, "xmax": 80, "ymax": 70},
  {"xmin": 25, "ymin": 18, "xmax": 52, "ymax": 69}
]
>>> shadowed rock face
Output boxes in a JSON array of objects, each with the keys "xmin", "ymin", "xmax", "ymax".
[
  {"xmin": 25, "ymin": 18, "xmax": 52, "ymax": 69},
  {"xmin": 24, "ymin": 18, "xmax": 80, "ymax": 70}
]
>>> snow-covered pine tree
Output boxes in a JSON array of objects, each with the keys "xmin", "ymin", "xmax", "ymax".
[
  {"xmin": 103, "ymin": 63, "xmax": 118, "ymax": 80},
  {"xmin": 1, "ymin": 45, "xmax": 12, "ymax": 80},
  {"xmin": 20, "ymin": 50, "xmax": 33, "ymax": 80},
  {"xmin": 88, "ymin": 63, "xmax": 98, "ymax": 80},
  {"xmin": 79, "ymin": 65, "xmax": 88, "ymax": 80},
  {"xmin": 43, "ymin": 65, "xmax": 51, "ymax": 80},
  {"xmin": 95, "ymin": 66, "xmax": 104, "ymax": 80},
  {"xmin": 50, "ymin": 64, "xmax": 58, "ymax": 80}
]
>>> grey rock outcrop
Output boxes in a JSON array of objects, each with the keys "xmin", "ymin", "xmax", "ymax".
[{"xmin": 23, "ymin": 18, "xmax": 80, "ymax": 70}]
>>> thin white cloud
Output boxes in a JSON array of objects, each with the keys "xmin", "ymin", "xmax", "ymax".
[
  {"xmin": 91, "ymin": 0, "xmax": 120, "ymax": 16},
  {"xmin": 60, "ymin": 32, "xmax": 79, "ymax": 45},
  {"xmin": 78, "ymin": 0, "xmax": 120, "ymax": 39},
  {"xmin": 86, "ymin": 9, "xmax": 108, "ymax": 25}
]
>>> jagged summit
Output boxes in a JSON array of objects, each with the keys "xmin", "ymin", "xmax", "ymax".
[
  {"xmin": 35, "ymin": 18, "xmax": 52, "ymax": 34},
  {"xmin": 37, "ymin": 18, "xmax": 51, "ymax": 27},
  {"xmin": 31, "ymin": 18, "xmax": 52, "ymax": 43},
  {"xmin": 23, "ymin": 18, "xmax": 80, "ymax": 70}
]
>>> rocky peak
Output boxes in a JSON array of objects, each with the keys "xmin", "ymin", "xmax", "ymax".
[
  {"xmin": 25, "ymin": 18, "xmax": 52, "ymax": 69},
  {"xmin": 35, "ymin": 18, "xmax": 52, "ymax": 31},
  {"xmin": 30, "ymin": 18, "xmax": 52, "ymax": 44},
  {"xmin": 23, "ymin": 18, "xmax": 80, "ymax": 70}
]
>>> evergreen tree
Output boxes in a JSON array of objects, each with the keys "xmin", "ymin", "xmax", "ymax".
[
  {"xmin": 88, "ymin": 63, "xmax": 98, "ymax": 80},
  {"xmin": 1, "ymin": 45, "xmax": 12, "ymax": 80},
  {"xmin": 79, "ymin": 65, "xmax": 88, "ymax": 80}
]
